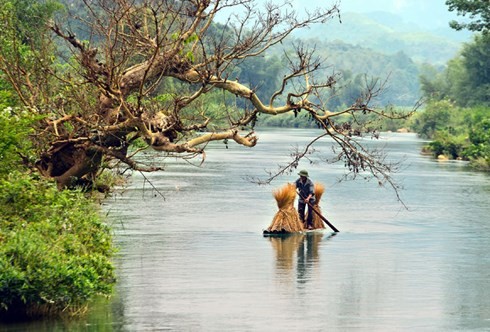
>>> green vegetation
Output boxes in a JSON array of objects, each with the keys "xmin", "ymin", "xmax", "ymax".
[
  {"xmin": 420, "ymin": 34, "xmax": 490, "ymax": 107},
  {"xmin": 0, "ymin": 0, "xmax": 117, "ymax": 318},
  {"xmin": 242, "ymin": 40, "xmax": 423, "ymax": 108},
  {"xmin": 415, "ymin": 31, "xmax": 490, "ymax": 169},
  {"xmin": 447, "ymin": 0, "xmax": 490, "ymax": 33},
  {"xmin": 0, "ymin": 107, "xmax": 115, "ymax": 320},
  {"xmin": 411, "ymin": 101, "xmax": 489, "ymax": 169},
  {"xmin": 0, "ymin": 172, "xmax": 115, "ymax": 319},
  {"xmin": 294, "ymin": 11, "xmax": 467, "ymax": 65},
  {"xmin": 0, "ymin": 0, "xmax": 116, "ymax": 318},
  {"xmin": 413, "ymin": 0, "xmax": 490, "ymax": 170}
]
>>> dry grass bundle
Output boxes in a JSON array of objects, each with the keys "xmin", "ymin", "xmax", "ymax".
[
  {"xmin": 267, "ymin": 183, "xmax": 304, "ymax": 233},
  {"xmin": 311, "ymin": 182, "xmax": 326, "ymax": 229},
  {"xmin": 273, "ymin": 182, "xmax": 296, "ymax": 209}
]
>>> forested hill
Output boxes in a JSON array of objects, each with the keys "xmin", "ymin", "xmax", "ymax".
[
  {"xmin": 272, "ymin": 10, "xmax": 472, "ymax": 107},
  {"xmin": 58, "ymin": 1, "xmax": 470, "ymax": 108},
  {"xmin": 294, "ymin": 11, "xmax": 470, "ymax": 66}
]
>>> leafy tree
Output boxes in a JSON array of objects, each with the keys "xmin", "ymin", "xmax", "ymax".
[
  {"xmin": 411, "ymin": 100, "xmax": 454, "ymax": 139},
  {"xmin": 459, "ymin": 33, "xmax": 490, "ymax": 105},
  {"xmin": 420, "ymin": 34, "xmax": 490, "ymax": 107},
  {"xmin": 439, "ymin": 1, "xmax": 490, "ymax": 106},
  {"xmin": 446, "ymin": 0, "xmax": 490, "ymax": 33},
  {"xmin": 0, "ymin": 0, "xmax": 413, "ymax": 195},
  {"xmin": 236, "ymin": 54, "xmax": 284, "ymax": 105},
  {"xmin": 462, "ymin": 108, "xmax": 490, "ymax": 168}
]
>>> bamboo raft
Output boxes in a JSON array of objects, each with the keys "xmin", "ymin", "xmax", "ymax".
[{"xmin": 264, "ymin": 182, "xmax": 332, "ymax": 235}]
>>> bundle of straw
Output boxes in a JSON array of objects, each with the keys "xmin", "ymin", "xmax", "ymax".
[
  {"xmin": 266, "ymin": 183, "xmax": 304, "ymax": 233},
  {"xmin": 310, "ymin": 182, "xmax": 326, "ymax": 229}
]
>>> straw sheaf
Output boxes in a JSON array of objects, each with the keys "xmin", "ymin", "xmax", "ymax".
[
  {"xmin": 273, "ymin": 183, "xmax": 297, "ymax": 209},
  {"xmin": 267, "ymin": 183, "xmax": 304, "ymax": 233},
  {"xmin": 311, "ymin": 183, "xmax": 326, "ymax": 229},
  {"xmin": 268, "ymin": 206, "xmax": 303, "ymax": 233},
  {"xmin": 314, "ymin": 182, "xmax": 325, "ymax": 203}
]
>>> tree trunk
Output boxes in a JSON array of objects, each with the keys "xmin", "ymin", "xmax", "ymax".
[{"xmin": 36, "ymin": 142, "xmax": 103, "ymax": 190}]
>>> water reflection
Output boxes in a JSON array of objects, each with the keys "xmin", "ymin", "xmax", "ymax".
[{"xmin": 266, "ymin": 231, "xmax": 336, "ymax": 285}]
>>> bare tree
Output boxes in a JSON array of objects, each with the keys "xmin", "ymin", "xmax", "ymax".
[{"xmin": 0, "ymin": 0, "xmax": 413, "ymax": 195}]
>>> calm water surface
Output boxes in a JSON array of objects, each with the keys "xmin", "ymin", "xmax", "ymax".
[{"xmin": 2, "ymin": 129, "xmax": 490, "ymax": 331}]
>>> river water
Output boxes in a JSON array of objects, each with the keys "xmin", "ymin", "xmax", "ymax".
[{"xmin": 2, "ymin": 129, "xmax": 490, "ymax": 331}]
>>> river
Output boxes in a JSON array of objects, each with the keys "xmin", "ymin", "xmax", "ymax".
[{"xmin": 2, "ymin": 129, "xmax": 490, "ymax": 331}]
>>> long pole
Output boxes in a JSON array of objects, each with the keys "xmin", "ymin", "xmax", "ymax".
[{"xmin": 298, "ymin": 191, "xmax": 339, "ymax": 233}]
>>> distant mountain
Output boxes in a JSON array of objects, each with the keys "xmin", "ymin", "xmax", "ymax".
[
  {"xmin": 279, "ymin": 9, "xmax": 475, "ymax": 107},
  {"xmin": 363, "ymin": 11, "xmax": 471, "ymax": 43},
  {"xmin": 293, "ymin": 11, "xmax": 472, "ymax": 65},
  {"xmin": 329, "ymin": 0, "xmax": 463, "ymax": 31}
]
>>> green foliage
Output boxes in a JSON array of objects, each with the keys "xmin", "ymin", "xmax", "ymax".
[
  {"xmin": 446, "ymin": 0, "xmax": 490, "ymax": 33},
  {"xmin": 0, "ymin": 171, "xmax": 115, "ymax": 318},
  {"xmin": 421, "ymin": 34, "xmax": 490, "ymax": 107},
  {"xmin": 416, "ymin": 30, "xmax": 490, "ymax": 170},
  {"xmin": 412, "ymin": 101, "xmax": 490, "ymax": 169},
  {"xmin": 0, "ymin": 109, "xmax": 115, "ymax": 319},
  {"xmin": 411, "ymin": 100, "xmax": 455, "ymax": 139},
  {"xmin": 0, "ymin": 0, "xmax": 64, "ymax": 110},
  {"xmin": 314, "ymin": 41, "xmax": 422, "ymax": 107},
  {"xmin": 0, "ymin": 108, "xmax": 37, "ymax": 175},
  {"xmin": 463, "ymin": 111, "xmax": 490, "ymax": 167},
  {"xmin": 0, "ymin": 0, "xmax": 62, "ymax": 61},
  {"xmin": 236, "ymin": 55, "xmax": 284, "ymax": 105},
  {"xmin": 0, "ymin": 79, "xmax": 17, "ymax": 108},
  {"xmin": 429, "ymin": 131, "xmax": 466, "ymax": 159},
  {"xmin": 459, "ymin": 34, "xmax": 490, "ymax": 106}
]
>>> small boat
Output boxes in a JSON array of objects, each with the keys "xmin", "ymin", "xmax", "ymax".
[
  {"xmin": 262, "ymin": 228, "xmax": 325, "ymax": 237},
  {"xmin": 264, "ymin": 182, "xmax": 339, "ymax": 237},
  {"xmin": 263, "ymin": 229, "xmax": 291, "ymax": 236}
]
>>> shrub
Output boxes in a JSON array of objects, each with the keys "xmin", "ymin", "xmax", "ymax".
[
  {"xmin": 0, "ymin": 171, "xmax": 115, "ymax": 319},
  {"xmin": 0, "ymin": 108, "xmax": 115, "ymax": 319},
  {"xmin": 0, "ymin": 108, "xmax": 36, "ymax": 175},
  {"xmin": 428, "ymin": 131, "xmax": 467, "ymax": 159}
]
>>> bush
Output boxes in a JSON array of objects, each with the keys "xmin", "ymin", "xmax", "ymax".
[
  {"xmin": 0, "ymin": 108, "xmax": 36, "ymax": 175},
  {"xmin": 0, "ymin": 108, "xmax": 115, "ymax": 319},
  {"xmin": 0, "ymin": 171, "xmax": 115, "ymax": 319},
  {"xmin": 428, "ymin": 131, "xmax": 466, "ymax": 159},
  {"xmin": 413, "ymin": 102, "xmax": 490, "ymax": 169}
]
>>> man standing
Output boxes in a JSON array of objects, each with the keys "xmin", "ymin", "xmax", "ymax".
[{"xmin": 295, "ymin": 170, "xmax": 315, "ymax": 230}]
